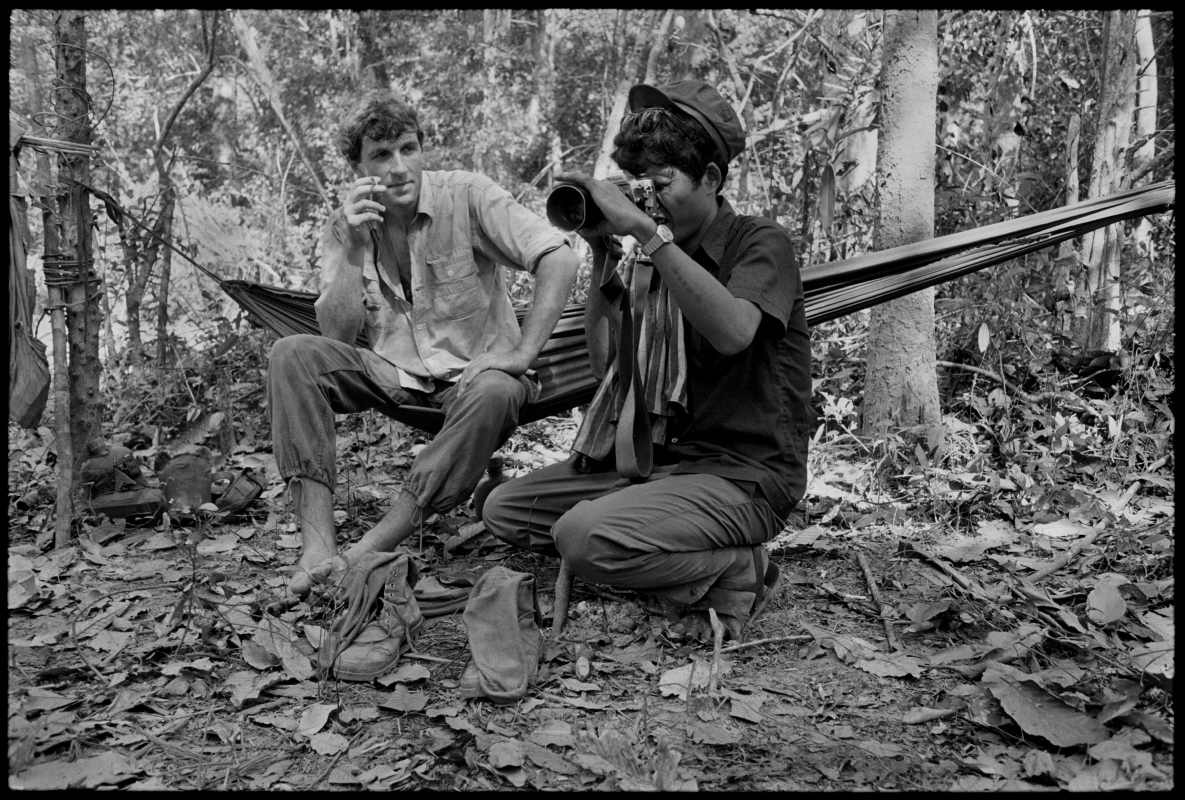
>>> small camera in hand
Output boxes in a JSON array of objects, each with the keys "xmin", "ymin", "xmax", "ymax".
[{"xmin": 546, "ymin": 174, "xmax": 656, "ymax": 232}]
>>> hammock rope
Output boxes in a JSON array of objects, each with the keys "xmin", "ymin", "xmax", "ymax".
[{"xmin": 69, "ymin": 177, "xmax": 1175, "ymax": 432}]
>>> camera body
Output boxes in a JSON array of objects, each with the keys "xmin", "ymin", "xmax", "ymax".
[{"xmin": 546, "ymin": 174, "xmax": 656, "ymax": 232}]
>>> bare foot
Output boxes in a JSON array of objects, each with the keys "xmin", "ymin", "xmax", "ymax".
[{"xmin": 288, "ymin": 553, "xmax": 348, "ymax": 598}]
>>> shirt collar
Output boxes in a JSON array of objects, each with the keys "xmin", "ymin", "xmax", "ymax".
[{"xmin": 693, "ymin": 195, "xmax": 737, "ymax": 269}]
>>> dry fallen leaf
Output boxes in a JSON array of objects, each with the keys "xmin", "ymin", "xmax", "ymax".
[
  {"xmin": 983, "ymin": 674, "xmax": 1109, "ymax": 747},
  {"xmin": 380, "ymin": 684, "xmax": 429, "ymax": 713},
  {"xmin": 297, "ymin": 702, "xmax": 337, "ymax": 736},
  {"xmin": 309, "ymin": 731, "xmax": 350, "ymax": 756}
]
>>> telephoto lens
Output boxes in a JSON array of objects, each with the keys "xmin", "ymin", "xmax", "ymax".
[{"xmin": 546, "ymin": 184, "xmax": 605, "ymax": 232}]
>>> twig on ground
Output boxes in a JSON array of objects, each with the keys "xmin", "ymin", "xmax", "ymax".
[
  {"xmin": 708, "ymin": 609, "xmax": 724, "ymax": 695},
  {"xmin": 856, "ymin": 552, "xmax": 900, "ymax": 652},
  {"xmin": 1027, "ymin": 528, "xmax": 1104, "ymax": 583},
  {"xmin": 308, "ymin": 730, "xmax": 366, "ymax": 789},
  {"xmin": 68, "ymin": 618, "xmax": 108, "ymax": 684},
  {"xmin": 551, "ymin": 558, "xmax": 573, "ymax": 635},
  {"xmin": 719, "ymin": 634, "xmax": 813, "ymax": 654}
]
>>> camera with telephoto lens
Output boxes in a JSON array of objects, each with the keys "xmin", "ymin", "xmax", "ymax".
[{"xmin": 546, "ymin": 174, "xmax": 656, "ymax": 232}]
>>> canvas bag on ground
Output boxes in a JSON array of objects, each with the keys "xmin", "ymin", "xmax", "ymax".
[{"xmin": 459, "ymin": 566, "xmax": 543, "ymax": 704}]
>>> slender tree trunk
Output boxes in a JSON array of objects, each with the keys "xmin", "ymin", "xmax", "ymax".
[
  {"xmin": 643, "ymin": 9, "xmax": 675, "ymax": 85},
  {"xmin": 233, "ymin": 11, "xmax": 333, "ymax": 212},
  {"xmin": 355, "ymin": 10, "xmax": 390, "ymax": 90},
  {"xmin": 1055, "ymin": 112, "xmax": 1082, "ymax": 337},
  {"xmin": 53, "ymin": 10, "xmax": 104, "ymax": 470},
  {"xmin": 1130, "ymin": 9, "xmax": 1157, "ymax": 258},
  {"xmin": 1073, "ymin": 10, "xmax": 1137, "ymax": 353},
  {"xmin": 153, "ymin": 185, "xmax": 175, "ymax": 367},
  {"xmin": 862, "ymin": 10, "xmax": 941, "ymax": 438},
  {"xmin": 594, "ymin": 10, "xmax": 655, "ymax": 179}
]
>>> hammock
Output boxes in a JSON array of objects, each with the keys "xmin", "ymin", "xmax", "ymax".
[{"xmin": 80, "ymin": 178, "xmax": 1175, "ymax": 433}]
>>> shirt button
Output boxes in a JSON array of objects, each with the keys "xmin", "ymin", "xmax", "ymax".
[
  {"xmin": 447, "ymin": 269, "xmax": 454, "ymax": 276},
  {"xmin": 670, "ymin": 437, "xmax": 679, "ymax": 444},
  {"xmin": 416, "ymin": 323, "xmax": 425, "ymax": 330}
]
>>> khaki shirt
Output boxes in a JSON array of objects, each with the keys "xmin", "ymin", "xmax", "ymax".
[{"xmin": 316, "ymin": 169, "xmax": 567, "ymax": 392}]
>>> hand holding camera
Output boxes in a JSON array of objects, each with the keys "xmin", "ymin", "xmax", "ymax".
[{"xmin": 548, "ymin": 172, "xmax": 656, "ymax": 239}]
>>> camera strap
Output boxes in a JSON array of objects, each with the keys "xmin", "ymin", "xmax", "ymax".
[{"xmin": 613, "ymin": 257, "xmax": 655, "ymax": 480}]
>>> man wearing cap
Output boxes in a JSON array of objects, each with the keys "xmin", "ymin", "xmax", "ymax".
[
  {"xmin": 483, "ymin": 80, "xmax": 812, "ymax": 641},
  {"xmin": 267, "ymin": 91, "xmax": 579, "ymax": 672}
]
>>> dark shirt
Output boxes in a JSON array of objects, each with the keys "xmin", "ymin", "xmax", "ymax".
[{"xmin": 662, "ymin": 198, "xmax": 812, "ymax": 519}]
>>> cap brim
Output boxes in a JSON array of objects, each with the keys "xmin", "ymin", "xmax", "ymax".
[{"xmin": 628, "ymin": 84, "xmax": 676, "ymax": 114}]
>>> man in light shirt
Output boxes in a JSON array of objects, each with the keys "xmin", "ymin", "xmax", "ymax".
[{"xmin": 267, "ymin": 92, "xmax": 578, "ymax": 627}]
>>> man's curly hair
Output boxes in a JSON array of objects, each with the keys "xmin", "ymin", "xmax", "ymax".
[
  {"xmin": 336, "ymin": 91, "xmax": 424, "ymax": 164},
  {"xmin": 610, "ymin": 107, "xmax": 728, "ymax": 190}
]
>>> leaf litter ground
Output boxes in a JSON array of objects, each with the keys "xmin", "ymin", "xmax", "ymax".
[{"xmin": 7, "ymin": 412, "xmax": 1174, "ymax": 791}]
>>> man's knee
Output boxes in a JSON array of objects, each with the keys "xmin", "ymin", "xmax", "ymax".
[
  {"xmin": 465, "ymin": 369, "xmax": 524, "ymax": 404},
  {"xmin": 553, "ymin": 505, "xmax": 618, "ymax": 580},
  {"xmin": 268, "ymin": 334, "xmax": 322, "ymax": 379}
]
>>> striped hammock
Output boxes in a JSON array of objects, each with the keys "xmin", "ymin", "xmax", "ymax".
[{"xmin": 220, "ymin": 180, "xmax": 1173, "ymax": 432}]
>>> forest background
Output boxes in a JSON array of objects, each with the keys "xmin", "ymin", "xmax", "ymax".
[{"xmin": 7, "ymin": 8, "xmax": 1176, "ymax": 792}]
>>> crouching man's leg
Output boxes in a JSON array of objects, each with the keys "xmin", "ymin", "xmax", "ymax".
[
  {"xmin": 267, "ymin": 335, "xmax": 422, "ymax": 598},
  {"xmin": 337, "ymin": 369, "xmax": 534, "ymax": 563},
  {"xmin": 549, "ymin": 470, "xmax": 783, "ymax": 640}
]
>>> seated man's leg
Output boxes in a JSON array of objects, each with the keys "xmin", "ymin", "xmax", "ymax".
[
  {"xmin": 267, "ymin": 334, "xmax": 421, "ymax": 596},
  {"xmin": 483, "ymin": 459, "xmax": 626, "ymax": 557},
  {"xmin": 551, "ymin": 470, "xmax": 782, "ymax": 636},
  {"xmin": 342, "ymin": 369, "xmax": 534, "ymax": 558}
]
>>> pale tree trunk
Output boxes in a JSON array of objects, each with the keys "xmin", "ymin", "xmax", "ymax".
[
  {"xmin": 1073, "ymin": 10, "xmax": 1137, "ymax": 353},
  {"xmin": 862, "ymin": 10, "xmax": 941, "ymax": 439},
  {"xmin": 233, "ymin": 11, "xmax": 333, "ymax": 212},
  {"xmin": 594, "ymin": 10, "xmax": 657, "ymax": 179},
  {"xmin": 529, "ymin": 9, "xmax": 568, "ymax": 181},
  {"xmin": 1054, "ymin": 112, "xmax": 1082, "ymax": 337},
  {"xmin": 1130, "ymin": 9, "xmax": 1157, "ymax": 258}
]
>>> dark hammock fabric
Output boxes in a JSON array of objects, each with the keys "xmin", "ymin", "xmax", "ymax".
[{"xmin": 221, "ymin": 180, "xmax": 1173, "ymax": 433}]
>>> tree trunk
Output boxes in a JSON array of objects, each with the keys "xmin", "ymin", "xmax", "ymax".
[
  {"xmin": 1054, "ymin": 112, "xmax": 1082, "ymax": 337},
  {"xmin": 1130, "ymin": 9, "xmax": 1157, "ymax": 258},
  {"xmin": 53, "ymin": 10, "xmax": 104, "ymax": 468},
  {"xmin": 1073, "ymin": 10, "xmax": 1137, "ymax": 353},
  {"xmin": 356, "ymin": 11, "xmax": 391, "ymax": 90},
  {"xmin": 594, "ymin": 11, "xmax": 655, "ymax": 179},
  {"xmin": 862, "ymin": 10, "xmax": 941, "ymax": 439},
  {"xmin": 154, "ymin": 187, "xmax": 175, "ymax": 367},
  {"xmin": 233, "ymin": 11, "xmax": 333, "ymax": 212}
]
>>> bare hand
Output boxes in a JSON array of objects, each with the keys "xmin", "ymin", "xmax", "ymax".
[
  {"xmin": 556, "ymin": 171, "xmax": 652, "ymax": 240},
  {"xmin": 457, "ymin": 349, "xmax": 533, "ymax": 396},
  {"xmin": 343, "ymin": 175, "xmax": 388, "ymax": 246}
]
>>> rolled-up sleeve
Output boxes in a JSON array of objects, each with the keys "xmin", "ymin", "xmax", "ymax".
[{"xmin": 468, "ymin": 178, "xmax": 568, "ymax": 274}]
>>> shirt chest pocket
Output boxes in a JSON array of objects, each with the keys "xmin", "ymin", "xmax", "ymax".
[{"xmin": 428, "ymin": 249, "xmax": 484, "ymax": 321}]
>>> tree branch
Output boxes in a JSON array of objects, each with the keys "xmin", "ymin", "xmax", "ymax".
[
  {"xmin": 153, "ymin": 10, "xmax": 220, "ymax": 165},
  {"xmin": 935, "ymin": 360, "xmax": 1101, "ymax": 418}
]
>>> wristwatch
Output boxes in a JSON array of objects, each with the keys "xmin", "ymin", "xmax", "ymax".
[{"xmin": 640, "ymin": 224, "xmax": 674, "ymax": 258}]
